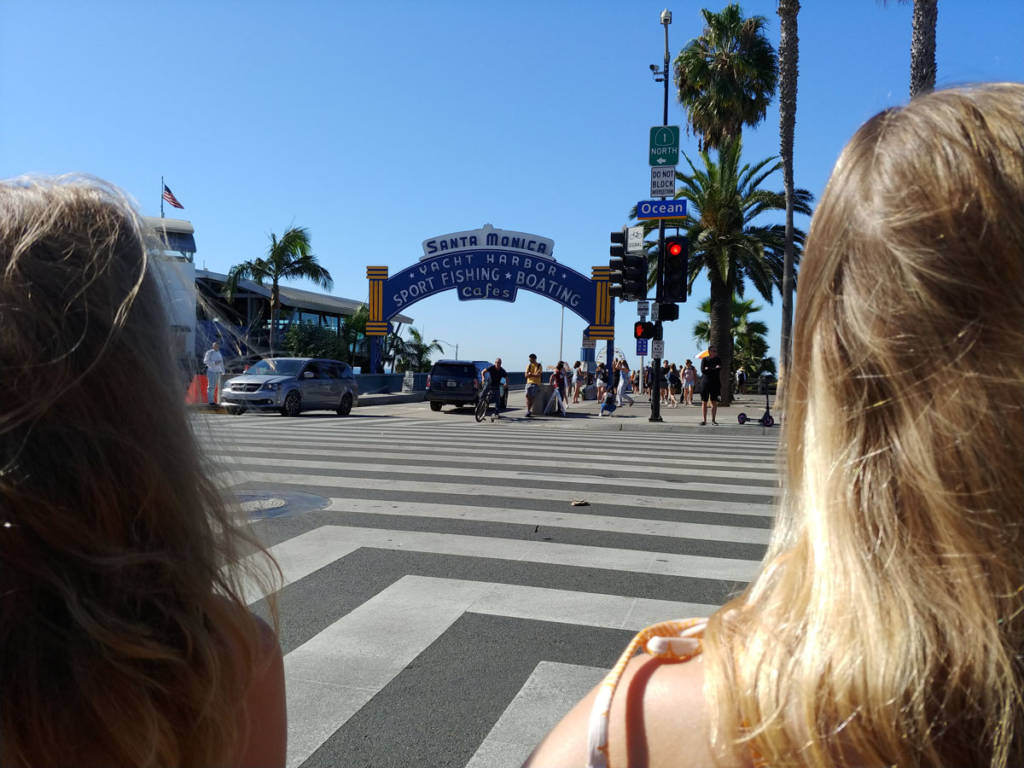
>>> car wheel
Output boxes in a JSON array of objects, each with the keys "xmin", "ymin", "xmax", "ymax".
[
  {"xmin": 337, "ymin": 393, "xmax": 353, "ymax": 416},
  {"xmin": 281, "ymin": 391, "xmax": 301, "ymax": 417},
  {"xmin": 430, "ymin": 401, "xmax": 442, "ymax": 412},
  {"xmin": 226, "ymin": 406, "xmax": 245, "ymax": 416}
]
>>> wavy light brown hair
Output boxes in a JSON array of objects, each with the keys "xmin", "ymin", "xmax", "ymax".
[
  {"xmin": 0, "ymin": 177, "xmax": 278, "ymax": 767},
  {"xmin": 704, "ymin": 83, "xmax": 1024, "ymax": 768}
]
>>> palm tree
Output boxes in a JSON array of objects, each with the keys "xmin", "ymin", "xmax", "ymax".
[
  {"xmin": 642, "ymin": 138, "xmax": 811, "ymax": 405},
  {"xmin": 777, "ymin": 0, "xmax": 800, "ymax": 393},
  {"xmin": 223, "ymin": 226, "xmax": 332, "ymax": 356},
  {"xmin": 340, "ymin": 305, "xmax": 369, "ymax": 365},
  {"xmin": 397, "ymin": 327, "xmax": 443, "ymax": 373},
  {"xmin": 674, "ymin": 3, "xmax": 778, "ymax": 151},
  {"xmin": 693, "ymin": 296, "xmax": 767, "ymax": 344},
  {"xmin": 694, "ymin": 296, "xmax": 775, "ymax": 380},
  {"xmin": 383, "ymin": 331, "xmax": 410, "ymax": 373},
  {"xmin": 909, "ymin": 0, "xmax": 938, "ymax": 98}
]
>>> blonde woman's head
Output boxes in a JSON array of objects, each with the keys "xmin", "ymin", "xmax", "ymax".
[
  {"xmin": 706, "ymin": 84, "xmax": 1024, "ymax": 768},
  {"xmin": 0, "ymin": 177, "xmax": 275, "ymax": 767}
]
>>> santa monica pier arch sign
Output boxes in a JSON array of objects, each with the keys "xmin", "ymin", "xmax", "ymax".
[{"xmin": 364, "ymin": 224, "xmax": 615, "ymax": 372}]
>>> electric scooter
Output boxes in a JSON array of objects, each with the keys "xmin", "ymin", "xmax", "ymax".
[{"xmin": 737, "ymin": 387, "xmax": 775, "ymax": 427}]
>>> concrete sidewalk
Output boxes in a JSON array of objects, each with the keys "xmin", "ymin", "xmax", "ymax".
[{"xmin": 358, "ymin": 388, "xmax": 780, "ymax": 434}]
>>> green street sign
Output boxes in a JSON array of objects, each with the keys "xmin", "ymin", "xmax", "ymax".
[{"xmin": 649, "ymin": 126, "xmax": 680, "ymax": 166}]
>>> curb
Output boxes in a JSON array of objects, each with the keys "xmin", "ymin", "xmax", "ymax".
[{"xmin": 356, "ymin": 392, "xmax": 426, "ymax": 407}]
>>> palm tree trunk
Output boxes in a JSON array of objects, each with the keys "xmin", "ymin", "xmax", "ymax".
[
  {"xmin": 910, "ymin": 0, "xmax": 937, "ymax": 98},
  {"xmin": 709, "ymin": 271, "xmax": 734, "ymax": 407},
  {"xmin": 778, "ymin": 0, "xmax": 799, "ymax": 399},
  {"xmin": 269, "ymin": 281, "xmax": 279, "ymax": 356}
]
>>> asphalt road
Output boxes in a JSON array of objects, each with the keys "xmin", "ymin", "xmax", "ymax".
[{"xmin": 200, "ymin": 392, "xmax": 779, "ymax": 768}]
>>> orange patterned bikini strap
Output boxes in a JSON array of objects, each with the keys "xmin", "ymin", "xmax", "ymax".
[{"xmin": 585, "ymin": 618, "xmax": 707, "ymax": 768}]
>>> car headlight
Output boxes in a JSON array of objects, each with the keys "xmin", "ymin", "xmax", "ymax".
[{"xmin": 261, "ymin": 382, "xmax": 280, "ymax": 391}]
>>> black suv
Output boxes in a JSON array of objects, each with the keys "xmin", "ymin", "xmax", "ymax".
[{"xmin": 427, "ymin": 359, "xmax": 507, "ymax": 411}]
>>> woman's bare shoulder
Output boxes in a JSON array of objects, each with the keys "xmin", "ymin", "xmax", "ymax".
[{"xmin": 524, "ymin": 653, "xmax": 750, "ymax": 768}]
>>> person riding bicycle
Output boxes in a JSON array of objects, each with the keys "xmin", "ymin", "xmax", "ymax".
[{"xmin": 480, "ymin": 357, "xmax": 508, "ymax": 415}]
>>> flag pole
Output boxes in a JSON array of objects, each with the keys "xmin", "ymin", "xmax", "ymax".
[{"xmin": 160, "ymin": 175, "xmax": 165, "ymax": 218}]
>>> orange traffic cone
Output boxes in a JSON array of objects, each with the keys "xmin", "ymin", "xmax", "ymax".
[{"xmin": 186, "ymin": 374, "xmax": 208, "ymax": 405}]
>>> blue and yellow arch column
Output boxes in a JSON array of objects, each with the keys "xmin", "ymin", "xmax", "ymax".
[
  {"xmin": 586, "ymin": 266, "xmax": 616, "ymax": 369},
  {"xmin": 366, "ymin": 266, "xmax": 389, "ymax": 373}
]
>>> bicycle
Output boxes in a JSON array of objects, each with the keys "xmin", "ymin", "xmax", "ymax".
[{"xmin": 475, "ymin": 378, "xmax": 506, "ymax": 422}]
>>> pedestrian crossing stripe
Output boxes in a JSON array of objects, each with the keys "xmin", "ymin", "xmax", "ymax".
[{"xmin": 282, "ymin": 573, "xmax": 716, "ymax": 768}]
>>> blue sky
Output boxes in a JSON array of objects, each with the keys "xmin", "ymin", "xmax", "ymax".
[{"xmin": 4, "ymin": 1, "xmax": 1024, "ymax": 370}]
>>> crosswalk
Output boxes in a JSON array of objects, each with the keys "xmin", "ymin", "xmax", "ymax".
[{"xmin": 204, "ymin": 410, "xmax": 779, "ymax": 768}]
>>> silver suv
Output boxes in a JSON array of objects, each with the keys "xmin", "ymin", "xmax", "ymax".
[{"xmin": 220, "ymin": 357, "xmax": 358, "ymax": 416}]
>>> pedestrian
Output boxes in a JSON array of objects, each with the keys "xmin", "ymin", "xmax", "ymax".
[
  {"xmin": 644, "ymin": 365, "xmax": 653, "ymax": 398},
  {"xmin": 598, "ymin": 386, "xmax": 618, "ymax": 416},
  {"xmin": 617, "ymin": 359, "xmax": 634, "ymax": 407},
  {"xmin": 0, "ymin": 177, "xmax": 285, "ymax": 767},
  {"xmin": 480, "ymin": 356, "xmax": 508, "ymax": 416},
  {"xmin": 667, "ymin": 363, "xmax": 682, "ymax": 407},
  {"xmin": 524, "ymin": 353, "xmax": 542, "ymax": 417},
  {"xmin": 682, "ymin": 358, "xmax": 698, "ymax": 406},
  {"xmin": 595, "ymin": 362, "xmax": 608, "ymax": 402},
  {"xmin": 203, "ymin": 339, "xmax": 225, "ymax": 407},
  {"xmin": 527, "ymin": 82, "xmax": 1024, "ymax": 768},
  {"xmin": 660, "ymin": 361, "xmax": 671, "ymax": 404},
  {"xmin": 572, "ymin": 360, "xmax": 584, "ymax": 403},
  {"xmin": 547, "ymin": 360, "xmax": 568, "ymax": 416},
  {"xmin": 736, "ymin": 366, "xmax": 747, "ymax": 394},
  {"xmin": 700, "ymin": 346, "xmax": 722, "ymax": 425}
]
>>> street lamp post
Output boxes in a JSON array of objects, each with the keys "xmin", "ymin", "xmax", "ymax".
[
  {"xmin": 647, "ymin": 8, "xmax": 672, "ymax": 422},
  {"xmin": 432, "ymin": 338, "xmax": 458, "ymax": 359}
]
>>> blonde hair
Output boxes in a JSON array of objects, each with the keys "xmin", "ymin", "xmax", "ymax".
[
  {"xmin": 704, "ymin": 83, "xmax": 1024, "ymax": 768},
  {"xmin": 0, "ymin": 177, "xmax": 278, "ymax": 767}
]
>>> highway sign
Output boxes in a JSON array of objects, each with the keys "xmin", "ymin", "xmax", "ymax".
[
  {"xmin": 649, "ymin": 126, "xmax": 680, "ymax": 166},
  {"xmin": 636, "ymin": 338, "xmax": 648, "ymax": 356},
  {"xmin": 636, "ymin": 199, "xmax": 687, "ymax": 220},
  {"xmin": 650, "ymin": 166, "xmax": 676, "ymax": 198},
  {"xmin": 627, "ymin": 226, "xmax": 645, "ymax": 253},
  {"xmin": 652, "ymin": 339, "xmax": 665, "ymax": 358}
]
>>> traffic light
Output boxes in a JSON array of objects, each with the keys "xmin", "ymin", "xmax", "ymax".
[
  {"xmin": 658, "ymin": 303, "xmax": 679, "ymax": 321},
  {"xmin": 608, "ymin": 230, "xmax": 627, "ymax": 297},
  {"xmin": 609, "ymin": 230, "xmax": 648, "ymax": 300},
  {"xmin": 634, "ymin": 321, "xmax": 657, "ymax": 339},
  {"xmin": 663, "ymin": 235, "xmax": 688, "ymax": 303}
]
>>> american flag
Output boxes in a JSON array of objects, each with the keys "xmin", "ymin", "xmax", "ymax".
[{"xmin": 162, "ymin": 185, "xmax": 184, "ymax": 209}]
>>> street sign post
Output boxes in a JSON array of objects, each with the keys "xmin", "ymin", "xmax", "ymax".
[
  {"xmin": 652, "ymin": 339, "xmax": 665, "ymax": 358},
  {"xmin": 627, "ymin": 226, "xmax": 645, "ymax": 253},
  {"xmin": 650, "ymin": 166, "xmax": 676, "ymax": 198},
  {"xmin": 649, "ymin": 126, "xmax": 680, "ymax": 166},
  {"xmin": 636, "ymin": 338, "xmax": 648, "ymax": 356},
  {"xmin": 636, "ymin": 199, "xmax": 687, "ymax": 220}
]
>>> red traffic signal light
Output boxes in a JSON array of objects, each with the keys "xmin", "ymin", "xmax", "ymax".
[
  {"xmin": 634, "ymin": 321, "xmax": 656, "ymax": 339},
  {"xmin": 663, "ymin": 235, "xmax": 688, "ymax": 303}
]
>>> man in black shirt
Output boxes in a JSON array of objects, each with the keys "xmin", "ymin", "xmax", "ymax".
[
  {"xmin": 480, "ymin": 357, "xmax": 508, "ymax": 414},
  {"xmin": 700, "ymin": 346, "xmax": 722, "ymax": 425}
]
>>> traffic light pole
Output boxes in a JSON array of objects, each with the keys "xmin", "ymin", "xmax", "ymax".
[{"xmin": 650, "ymin": 14, "xmax": 671, "ymax": 423}]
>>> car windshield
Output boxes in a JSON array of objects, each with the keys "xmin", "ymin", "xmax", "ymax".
[
  {"xmin": 246, "ymin": 359, "xmax": 303, "ymax": 376},
  {"xmin": 433, "ymin": 363, "xmax": 476, "ymax": 377}
]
